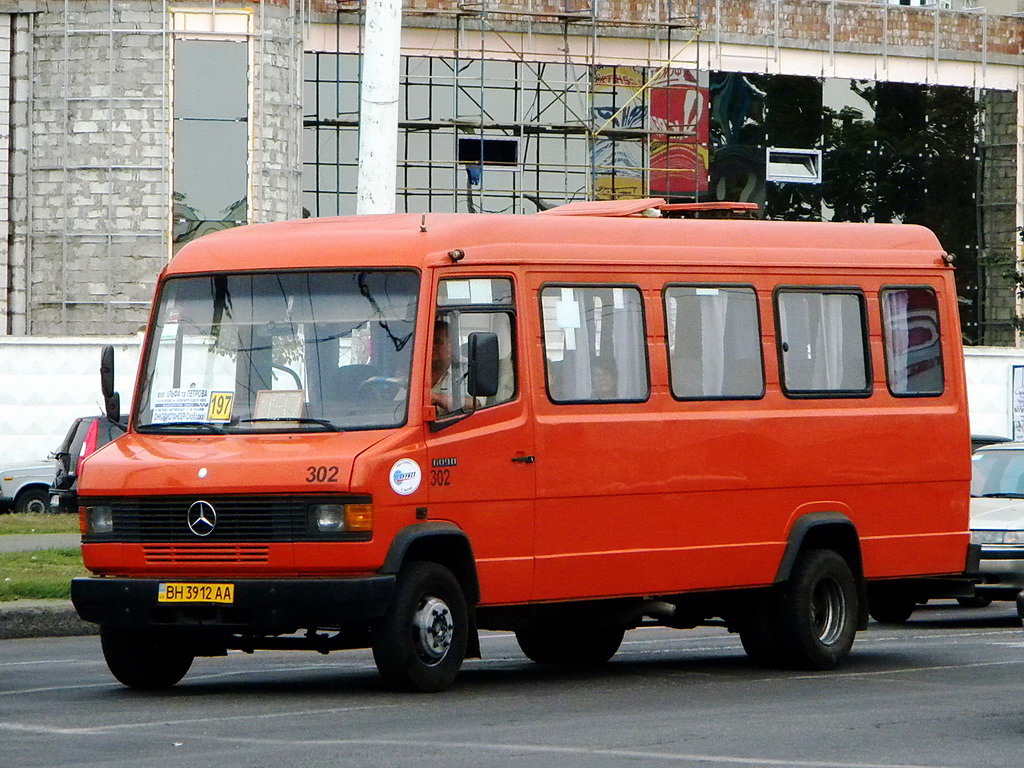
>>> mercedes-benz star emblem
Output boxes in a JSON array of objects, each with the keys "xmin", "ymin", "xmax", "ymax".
[{"xmin": 187, "ymin": 500, "xmax": 217, "ymax": 537}]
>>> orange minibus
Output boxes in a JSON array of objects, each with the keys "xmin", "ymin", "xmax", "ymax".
[{"xmin": 72, "ymin": 199, "xmax": 975, "ymax": 692}]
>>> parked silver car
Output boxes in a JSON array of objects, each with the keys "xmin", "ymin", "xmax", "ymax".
[
  {"xmin": 0, "ymin": 456, "xmax": 57, "ymax": 515},
  {"xmin": 1, "ymin": 415, "xmax": 124, "ymax": 515},
  {"xmin": 970, "ymin": 442, "xmax": 1024, "ymax": 615}
]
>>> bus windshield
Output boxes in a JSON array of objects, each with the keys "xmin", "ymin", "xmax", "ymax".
[{"xmin": 135, "ymin": 270, "xmax": 419, "ymax": 433}]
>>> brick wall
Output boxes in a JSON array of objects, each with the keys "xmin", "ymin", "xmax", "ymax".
[{"xmin": 386, "ymin": 0, "xmax": 1024, "ymax": 59}]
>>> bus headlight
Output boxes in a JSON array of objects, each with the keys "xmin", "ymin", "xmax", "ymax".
[
  {"xmin": 309, "ymin": 503, "xmax": 373, "ymax": 534},
  {"xmin": 85, "ymin": 505, "xmax": 113, "ymax": 534},
  {"xmin": 312, "ymin": 504, "xmax": 346, "ymax": 532}
]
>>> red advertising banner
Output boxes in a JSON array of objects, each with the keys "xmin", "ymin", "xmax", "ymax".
[{"xmin": 649, "ymin": 68, "xmax": 709, "ymax": 197}]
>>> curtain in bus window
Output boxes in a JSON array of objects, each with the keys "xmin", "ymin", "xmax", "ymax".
[
  {"xmin": 778, "ymin": 291, "xmax": 866, "ymax": 392},
  {"xmin": 881, "ymin": 287, "xmax": 943, "ymax": 395},
  {"xmin": 883, "ymin": 290, "xmax": 910, "ymax": 393},
  {"xmin": 666, "ymin": 287, "xmax": 762, "ymax": 398},
  {"xmin": 542, "ymin": 286, "xmax": 648, "ymax": 402}
]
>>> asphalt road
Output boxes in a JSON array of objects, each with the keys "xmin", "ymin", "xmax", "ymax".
[{"xmin": 3, "ymin": 601, "xmax": 1024, "ymax": 768}]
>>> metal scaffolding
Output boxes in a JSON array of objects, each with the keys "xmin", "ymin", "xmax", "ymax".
[{"xmin": 305, "ymin": 0, "xmax": 705, "ymax": 215}]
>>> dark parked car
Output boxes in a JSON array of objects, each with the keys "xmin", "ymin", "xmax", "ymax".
[
  {"xmin": 49, "ymin": 415, "xmax": 126, "ymax": 514},
  {"xmin": 972, "ymin": 434, "xmax": 1012, "ymax": 452}
]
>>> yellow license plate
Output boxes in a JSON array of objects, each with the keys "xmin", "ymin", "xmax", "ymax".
[{"xmin": 158, "ymin": 582, "xmax": 234, "ymax": 604}]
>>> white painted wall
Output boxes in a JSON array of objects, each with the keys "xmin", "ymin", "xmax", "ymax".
[
  {"xmin": 0, "ymin": 337, "xmax": 142, "ymax": 466},
  {"xmin": 965, "ymin": 347, "xmax": 1024, "ymax": 440}
]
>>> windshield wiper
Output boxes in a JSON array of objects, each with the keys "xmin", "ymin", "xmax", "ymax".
[
  {"xmin": 975, "ymin": 492, "xmax": 1024, "ymax": 499},
  {"xmin": 239, "ymin": 417, "xmax": 342, "ymax": 432},
  {"xmin": 138, "ymin": 421, "xmax": 227, "ymax": 434}
]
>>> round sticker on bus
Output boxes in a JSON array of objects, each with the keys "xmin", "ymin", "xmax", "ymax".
[{"xmin": 389, "ymin": 459, "xmax": 422, "ymax": 496}]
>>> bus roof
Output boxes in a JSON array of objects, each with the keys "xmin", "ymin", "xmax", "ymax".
[{"xmin": 167, "ymin": 211, "xmax": 949, "ymax": 277}]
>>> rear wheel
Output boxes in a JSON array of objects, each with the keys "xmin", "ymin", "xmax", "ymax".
[
  {"xmin": 100, "ymin": 626, "xmax": 194, "ymax": 689},
  {"xmin": 372, "ymin": 561, "xmax": 468, "ymax": 693},
  {"xmin": 515, "ymin": 621, "xmax": 624, "ymax": 666},
  {"xmin": 741, "ymin": 549, "xmax": 858, "ymax": 670}
]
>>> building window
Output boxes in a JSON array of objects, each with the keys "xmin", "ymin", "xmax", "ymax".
[
  {"xmin": 665, "ymin": 285, "xmax": 764, "ymax": 400},
  {"xmin": 776, "ymin": 289, "xmax": 869, "ymax": 396},
  {"xmin": 541, "ymin": 285, "xmax": 649, "ymax": 403},
  {"xmin": 172, "ymin": 34, "xmax": 250, "ymax": 250}
]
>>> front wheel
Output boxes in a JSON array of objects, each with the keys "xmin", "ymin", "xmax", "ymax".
[
  {"xmin": 372, "ymin": 561, "xmax": 468, "ymax": 693},
  {"xmin": 15, "ymin": 487, "xmax": 50, "ymax": 516},
  {"xmin": 100, "ymin": 626, "xmax": 194, "ymax": 689}
]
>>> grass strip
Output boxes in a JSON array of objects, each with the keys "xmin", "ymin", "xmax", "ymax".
[
  {"xmin": 0, "ymin": 512, "xmax": 80, "ymax": 535},
  {"xmin": 0, "ymin": 548, "xmax": 87, "ymax": 601}
]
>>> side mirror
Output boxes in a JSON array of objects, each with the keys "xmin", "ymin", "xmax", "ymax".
[
  {"xmin": 100, "ymin": 345, "xmax": 121, "ymax": 424},
  {"xmin": 466, "ymin": 332, "xmax": 499, "ymax": 399}
]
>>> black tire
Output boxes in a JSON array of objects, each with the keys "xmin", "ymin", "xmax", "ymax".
[
  {"xmin": 15, "ymin": 487, "xmax": 51, "ymax": 516},
  {"xmin": 771, "ymin": 549, "xmax": 858, "ymax": 670},
  {"xmin": 372, "ymin": 561, "xmax": 468, "ymax": 693},
  {"xmin": 736, "ymin": 592, "xmax": 782, "ymax": 665},
  {"xmin": 100, "ymin": 626, "xmax": 194, "ymax": 689},
  {"xmin": 868, "ymin": 595, "xmax": 916, "ymax": 624},
  {"xmin": 515, "ymin": 621, "xmax": 624, "ymax": 666},
  {"xmin": 957, "ymin": 595, "xmax": 993, "ymax": 609}
]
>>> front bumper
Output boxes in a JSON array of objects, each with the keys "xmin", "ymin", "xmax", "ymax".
[
  {"xmin": 975, "ymin": 545, "xmax": 1024, "ymax": 593},
  {"xmin": 71, "ymin": 575, "xmax": 395, "ymax": 634}
]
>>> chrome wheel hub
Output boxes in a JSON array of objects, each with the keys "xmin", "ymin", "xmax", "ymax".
[
  {"xmin": 812, "ymin": 576, "xmax": 846, "ymax": 646},
  {"xmin": 413, "ymin": 596, "xmax": 454, "ymax": 664}
]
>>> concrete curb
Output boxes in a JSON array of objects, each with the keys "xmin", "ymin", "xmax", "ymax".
[{"xmin": 0, "ymin": 600, "xmax": 99, "ymax": 640}]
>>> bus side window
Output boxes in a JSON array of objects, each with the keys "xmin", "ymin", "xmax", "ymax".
[
  {"xmin": 540, "ymin": 285, "xmax": 649, "ymax": 403},
  {"xmin": 880, "ymin": 287, "xmax": 944, "ymax": 397},
  {"xmin": 776, "ymin": 289, "xmax": 870, "ymax": 396},
  {"xmin": 664, "ymin": 285, "xmax": 764, "ymax": 400}
]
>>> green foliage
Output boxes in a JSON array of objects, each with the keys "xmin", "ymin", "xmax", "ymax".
[{"xmin": 0, "ymin": 548, "xmax": 87, "ymax": 601}]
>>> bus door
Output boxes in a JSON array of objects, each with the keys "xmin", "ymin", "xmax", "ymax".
[{"xmin": 424, "ymin": 275, "xmax": 535, "ymax": 605}]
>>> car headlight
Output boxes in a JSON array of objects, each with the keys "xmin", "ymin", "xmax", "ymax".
[
  {"xmin": 85, "ymin": 505, "xmax": 113, "ymax": 535},
  {"xmin": 309, "ymin": 503, "xmax": 373, "ymax": 534},
  {"xmin": 971, "ymin": 529, "xmax": 1024, "ymax": 545}
]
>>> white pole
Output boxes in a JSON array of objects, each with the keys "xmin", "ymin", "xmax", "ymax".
[{"xmin": 356, "ymin": 0, "xmax": 402, "ymax": 215}]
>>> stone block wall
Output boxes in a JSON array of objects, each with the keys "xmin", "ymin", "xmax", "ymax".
[
  {"xmin": 1, "ymin": 17, "xmax": 11, "ymax": 326},
  {"xmin": 29, "ymin": 0, "xmax": 169, "ymax": 335},
  {"xmin": 250, "ymin": 4, "xmax": 305, "ymax": 226},
  {"xmin": 980, "ymin": 88, "xmax": 1021, "ymax": 345},
  {"xmin": 22, "ymin": 0, "xmax": 305, "ymax": 336}
]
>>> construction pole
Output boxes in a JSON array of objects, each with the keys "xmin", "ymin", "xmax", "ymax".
[{"xmin": 356, "ymin": 0, "xmax": 402, "ymax": 214}]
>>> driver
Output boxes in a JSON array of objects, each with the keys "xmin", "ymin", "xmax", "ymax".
[{"xmin": 430, "ymin": 319, "xmax": 455, "ymax": 412}]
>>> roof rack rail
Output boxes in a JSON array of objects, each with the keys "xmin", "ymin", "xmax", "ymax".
[
  {"xmin": 537, "ymin": 198, "xmax": 760, "ymax": 219},
  {"xmin": 659, "ymin": 202, "xmax": 760, "ymax": 219}
]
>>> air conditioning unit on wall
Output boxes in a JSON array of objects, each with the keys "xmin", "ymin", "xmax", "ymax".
[{"xmin": 765, "ymin": 148, "xmax": 822, "ymax": 185}]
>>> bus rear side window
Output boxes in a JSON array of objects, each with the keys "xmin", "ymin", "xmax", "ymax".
[
  {"xmin": 776, "ymin": 289, "xmax": 869, "ymax": 396},
  {"xmin": 664, "ymin": 285, "xmax": 764, "ymax": 400},
  {"xmin": 541, "ymin": 285, "xmax": 649, "ymax": 403},
  {"xmin": 880, "ymin": 287, "xmax": 944, "ymax": 396}
]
